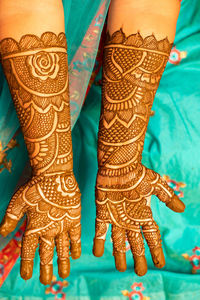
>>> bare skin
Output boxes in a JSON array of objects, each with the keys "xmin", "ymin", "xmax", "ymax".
[
  {"xmin": 0, "ymin": 0, "xmax": 81, "ymax": 285},
  {"xmin": 93, "ymin": 0, "xmax": 185, "ymax": 276}
]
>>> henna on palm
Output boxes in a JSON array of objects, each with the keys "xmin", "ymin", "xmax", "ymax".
[
  {"xmin": 0, "ymin": 32, "xmax": 81, "ymax": 284},
  {"xmin": 93, "ymin": 29, "xmax": 185, "ymax": 275}
]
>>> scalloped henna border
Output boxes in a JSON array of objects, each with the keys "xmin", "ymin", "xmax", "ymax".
[
  {"xmin": 0, "ymin": 31, "xmax": 67, "ymax": 58},
  {"xmin": 105, "ymin": 28, "xmax": 173, "ymax": 54}
]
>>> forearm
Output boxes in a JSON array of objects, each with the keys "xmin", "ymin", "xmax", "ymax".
[
  {"xmin": 0, "ymin": 0, "xmax": 73, "ymax": 175},
  {"xmin": 0, "ymin": 0, "xmax": 64, "ymax": 39},
  {"xmin": 107, "ymin": 0, "xmax": 180, "ymax": 41},
  {"xmin": 98, "ymin": 0, "xmax": 180, "ymax": 179}
]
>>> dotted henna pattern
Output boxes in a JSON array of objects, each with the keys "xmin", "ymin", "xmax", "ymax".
[
  {"xmin": 93, "ymin": 29, "xmax": 185, "ymax": 275},
  {"xmin": 0, "ymin": 32, "xmax": 81, "ymax": 285}
]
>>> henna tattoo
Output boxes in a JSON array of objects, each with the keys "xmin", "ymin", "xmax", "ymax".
[
  {"xmin": 0, "ymin": 32, "xmax": 71, "ymax": 175},
  {"xmin": 94, "ymin": 29, "xmax": 185, "ymax": 275},
  {"xmin": 0, "ymin": 32, "xmax": 81, "ymax": 284},
  {"xmin": 98, "ymin": 29, "xmax": 172, "ymax": 176}
]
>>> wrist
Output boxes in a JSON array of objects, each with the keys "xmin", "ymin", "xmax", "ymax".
[
  {"xmin": 31, "ymin": 160, "xmax": 74, "ymax": 177},
  {"xmin": 97, "ymin": 163, "xmax": 143, "ymax": 187},
  {"xmin": 97, "ymin": 138, "xmax": 143, "ymax": 174}
]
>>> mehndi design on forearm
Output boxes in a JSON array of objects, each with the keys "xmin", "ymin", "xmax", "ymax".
[
  {"xmin": 0, "ymin": 32, "xmax": 81, "ymax": 285},
  {"xmin": 93, "ymin": 29, "xmax": 185, "ymax": 276}
]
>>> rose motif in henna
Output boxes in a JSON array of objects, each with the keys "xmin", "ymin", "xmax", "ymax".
[
  {"xmin": 93, "ymin": 29, "xmax": 185, "ymax": 276},
  {"xmin": 27, "ymin": 51, "xmax": 60, "ymax": 80},
  {"xmin": 0, "ymin": 32, "xmax": 81, "ymax": 285}
]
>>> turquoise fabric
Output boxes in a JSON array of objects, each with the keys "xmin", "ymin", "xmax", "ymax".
[{"xmin": 0, "ymin": 0, "xmax": 200, "ymax": 299}]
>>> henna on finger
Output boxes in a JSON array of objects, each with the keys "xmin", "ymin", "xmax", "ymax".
[
  {"xmin": 69, "ymin": 223, "xmax": 81, "ymax": 259},
  {"xmin": 0, "ymin": 186, "xmax": 28, "ymax": 236},
  {"xmin": 39, "ymin": 236, "xmax": 54, "ymax": 285},
  {"xmin": 126, "ymin": 229, "xmax": 147, "ymax": 276},
  {"xmin": 93, "ymin": 218, "xmax": 109, "ymax": 257},
  {"xmin": 112, "ymin": 225, "xmax": 126, "ymax": 272},
  {"xmin": 55, "ymin": 232, "xmax": 70, "ymax": 278},
  {"xmin": 154, "ymin": 177, "xmax": 185, "ymax": 212},
  {"xmin": 142, "ymin": 220, "xmax": 165, "ymax": 268},
  {"xmin": 20, "ymin": 233, "xmax": 39, "ymax": 280},
  {"xmin": 0, "ymin": 216, "xmax": 19, "ymax": 237}
]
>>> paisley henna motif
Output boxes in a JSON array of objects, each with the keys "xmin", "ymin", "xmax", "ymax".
[
  {"xmin": 0, "ymin": 32, "xmax": 81, "ymax": 285},
  {"xmin": 93, "ymin": 29, "xmax": 185, "ymax": 275}
]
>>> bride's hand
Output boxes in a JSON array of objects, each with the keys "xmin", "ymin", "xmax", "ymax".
[
  {"xmin": 93, "ymin": 164, "xmax": 185, "ymax": 276},
  {"xmin": 0, "ymin": 172, "xmax": 81, "ymax": 285}
]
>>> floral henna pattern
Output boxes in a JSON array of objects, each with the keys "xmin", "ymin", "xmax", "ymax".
[
  {"xmin": 93, "ymin": 29, "xmax": 185, "ymax": 275},
  {"xmin": 0, "ymin": 32, "xmax": 81, "ymax": 285}
]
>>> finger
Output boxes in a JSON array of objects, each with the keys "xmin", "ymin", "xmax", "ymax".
[
  {"xmin": 0, "ymin": 215, "xmax": 18, "ymax": 237},
  {"xmin": 55, "ymin": 232, "xmax": 70, "ymax": 279},
  {"xmin": 112, "ymin": 225, "xmax": 126, "ymax": 272},
  {"xmin": 93, "ymin": 219, "xmax": 109, "ymax": 257},
  {"xmin": 127, "ymin": 229, "xmax": 147, "ymax": 276},
  {"xmin": 142, "ymin": 220, "xmax": 165, "ymax": 269},
  {"xmin": 20, "ymin": 233, "xmax": 39, "ymax": 280},
  {"xmin": 0, "ymin": 187, "xmax": 26, "ymax": 236},
  {"xmin": 39, "ymin": 236, "xmax": 54, "ymax": 285},
  {"xmin": 69, "ymin": 223, "xmax": 81, "ymax": 259},
  {"xmin": 166, "ymin": 194, "xmax": 185, "ymax": 212},
  {"xmin": 154, "ymin": 177, "xmax": 185, "ymax": 212}
]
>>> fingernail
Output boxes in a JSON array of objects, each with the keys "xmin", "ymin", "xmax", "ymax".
[
  {"xmin": 114, "ymin": 252, "xmax": 127, "ymax": 272},
  {"xmin": 71, "ymin": 243, "xmax": 81, "ymax": 259},
  {"xmin": 93, "ymin": 239, "xmax": 105, "ymax": 257},
  {"xmin": 0, "ymin": 226, "xmax": 8, "ymax": 237},
  {"xmin": 40, "ymin": 264, "xmax": 53, "ymax": 285},
  {"xmin": 151, "ymin": 247, "xmax": 165, "ymax": 268},
  {"xmin": 134, "ymin": 255, "xmax": 147, "ymax": 276},
  {"xmin": 167, "ymin": 195, "xmax": 185, "ymax": 213},
  {"xmin": 20, "ymin": 260, "xmax": 33, "ymax": 280},
  {"xmin": 58, "ymin": 258, "xmax": 70, "ymax": 279},
  {"xmin": 0, "ymin": 216, "xmax": 18, "ymax": 236}
]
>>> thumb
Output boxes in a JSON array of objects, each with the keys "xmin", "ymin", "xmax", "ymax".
[
  {"xmin": 166, "ymin": 194, "xmax": 185, "ymax": 213},
  {"xmin": 0, "ymin": 215, "xmax": 19, "ymax": 237},
  {"xmin": 0, "ymin": 186, "xmax": 26, "ymax": 236},
  {"xmin": 154, "ymin": 176, "xmax": 185, "ymax": 213}
]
